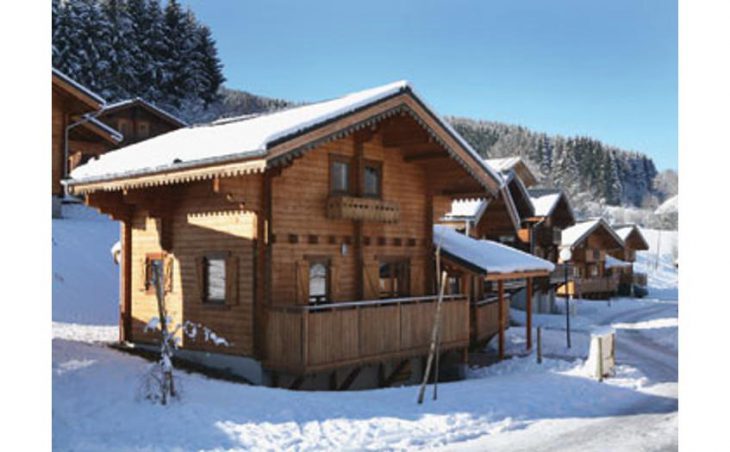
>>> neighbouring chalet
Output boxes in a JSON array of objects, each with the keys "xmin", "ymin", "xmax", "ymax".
[
  {"xmin": 65, "ymin": 81, "xmax": 506, "ymax": 390},
  {"xmin": 434, "ymin": 226, "xmax": 554, "ymax": 356},
  {"xmin": 441, "ymin": 157, "xmax": 536, "ymax": 247},
  {"xmin": 558, "ymin": 218, "xmax": 625, "ymax": 299},
  {"xmin": 96, "ymin": 98, "xmax": 187, "ymax": 147},
  {"xmin": 52, "ymin": 69, "xmax": 122, "ymax": 216},
  {"xmin": 484, "ymin": 157, "xmax": 539, "ymax": 188},
  {"xmin": 610, "ymin": 224, "xmax": 650, "ymax": 296}
]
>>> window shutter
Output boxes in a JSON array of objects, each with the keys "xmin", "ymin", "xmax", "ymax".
[
  {"xmin": 139, "ymin": 258, "xmax": 148, "ymax": 292},
  {"xmin": 330, "ymin": 259, "xmax": 340, "ymax": 301},
  {"xmin": 363, "ymin": 259, "xmax": 380, "ymax": 300},
  {"xmin": 295, "ymin": 260, "xmax": 309, "ymax": 304},
  {"xmin": 195, "ymin": 257, "xmax": 205, "ymax": 302},
  {"xmin": 226, "ymin": 255, "xmax": 239, "ymax": 305},
  {"xmin": 164, "ymin": 256, "xmax": 174, "ymax": 293}
]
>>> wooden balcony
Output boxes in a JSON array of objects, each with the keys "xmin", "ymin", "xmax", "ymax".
[
  {"xmin": 558, "ymin": 277, "xmax": 618, "ymax": 298},
  {"xmin": 471, "ymin": 296, "xmax": 509, "ymax": 344},
  {"xmin": 264, "ymin": 295, "xmax": 470, "ymax": 374},
  {"xmin": 326, "ymin": 196, "xmax": 400, "ymax": 223},
  {"xmin": 550, "ymin": 263, "xmax": 575, "ymax": 284}
]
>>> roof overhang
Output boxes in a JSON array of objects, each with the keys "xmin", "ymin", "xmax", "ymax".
[
  {"xmin": 66, "ymin": 88, "xmax": 503, "ymax": 196},
  {"xmin": 52, "ymin": 69, "xmax": 105, "ymax": 111},
  {"xmin": 99, "ymin": 98, "xmax": 188, "ymax": 128}
]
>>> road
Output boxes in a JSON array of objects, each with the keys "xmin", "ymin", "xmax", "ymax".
[{"xmin": 458, "ymin": 300, "xmax": 679, "ymax": 452}]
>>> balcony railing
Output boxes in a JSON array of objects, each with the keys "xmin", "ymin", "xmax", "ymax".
[
  {"xmin": 471, "ymin": 296, "xmax": 509, "ymax": 343},
  {"xmin": 264, "ymin": 294, "xmax": 470, "ymax": 374},
  {"xmin": 550, "ymin": 263, "xmax": 575, "ymax": 284},
  {"xmin": 326, "ymin": 196, "xmax": 400, "ymax": 223}
]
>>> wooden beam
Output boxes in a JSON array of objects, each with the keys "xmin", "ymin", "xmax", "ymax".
[
  {"xmin": 383, "ymin": 360, "xmax": 410, "ymax": 387},
  {"xmin": 338, "ymin": 367, "xmax": 362, "ymax": 390},
  {"xmin": 403, "ymin": 151, "xmax": 449, "ymax": 163},
  {"xmin": 119, "ymin": 220, "xmax": 132, "ymax": 343},
  {"xmin": 526, "ymin": 277, "xmax": 533, "ymax": 350},
  {"xmin": 498, "ymin": 280, "xmax": 505, "ymax": 361},
  {"xmin": 486, "ymin": 270, "xmax": 551, "ymax": 281}
]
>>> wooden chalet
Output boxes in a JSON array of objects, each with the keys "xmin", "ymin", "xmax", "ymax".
[
  {"xmin": 65, "ymin": 81, "xmax": 505, "ymax": 390},
  {"xmin": 557, "ymin": 218, "xmax": 625, "ymax": 299},
  {"xmin": 484, "ymin": 157, "xmax": 539, "ymax": 188},
  {"xmin": 434, "ymin": 226, "xmax": 554, "ymax": 357},
  {"xmin": 52, "ymin": 69, "xmax": 122, "ymax": 216},
  {"xmin": 610, "ymin": 224, "xmax": 650, "ymax": 296},
  {"xmin": 96, "ymin": 98, "xmax": 187, "ymax": 147}
]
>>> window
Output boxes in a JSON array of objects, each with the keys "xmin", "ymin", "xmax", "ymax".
[
  {"xmin": 117, "ymin": 119, "xmax": 131, "ymax": 137},
  {"xmin": 330, "ymin": 155, "xmax": 352, "ymax": 195},
  {"xmin": 308, "ymin": 260, "xmax": 329, "ymax": 304},
  {"xmin": 362, "ymin": 161, "xmax": 382, "ymax": 198},
  {"xmin": 137, "ymin": 121, "xmax": 150, "ymax": 139},
  {"xmin": 144, "ymin": 254, "xmax": 165, "ymax": 292},
  {"xmin": 447, "ymin": 275, "xmax": 461, "ymax": 295},
  {"xmin": 379, "ymin": 259, "xmax": 410, "ymax": 298},
  {"xmin": 204, "ymin": 256, "xmax": 226, "ymax": 304}
]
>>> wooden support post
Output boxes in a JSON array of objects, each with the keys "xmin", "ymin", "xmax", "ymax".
[
  {"xmin": 119, "ymin": 220, "xmax": 132, "ymax": 343},
  {"xmin": 498, "ymin": 279, "xmax": 505, "ymax": 361},
  {"xmin": 526, "ymin": 277, "xmax": 533, "ymax": 350},
  {"xmin": 537, "ymin": 327, "xmax": 543, "ymax": 364}
]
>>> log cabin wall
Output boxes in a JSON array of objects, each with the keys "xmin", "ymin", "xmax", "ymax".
[
  {"xmin": 128, "ymin": 176, "xmax": 261, "ymax": 357},
  {"xmin": 100, "ymin": 107, "xmax": 181, "ymax": 147},
  {"xmin": 51, "ymin": 90, "xmax": 67, "ymax": 197},
  {"xmin": 270, "ymin": 132, "xmax": 433, "ymax": 306}
]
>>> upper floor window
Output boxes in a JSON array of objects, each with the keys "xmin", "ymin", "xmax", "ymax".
[
  {"xmin": 137, "ymin": 121, "xmax": 150, "ymax": 139},
  {"xmin": 362, "ymin": 161, "xmax": 382, "ymax": 198},
  {"xmin": 330, "ymin": 155, "xmax": 352, "ymax": 195},
  {"xmin": 117, "ymin": 119, "xmax": 132, "ymax": 138}
]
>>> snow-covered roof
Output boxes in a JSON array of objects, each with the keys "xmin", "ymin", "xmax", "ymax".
[
  {"xmin": 444, "ymin": 199, "xmax": 487, "ymax": 219},
  {"xmin": 69, "ymin": 81, "xmax": 503, "ymax": 191},
  {"xmin": 101, "ymin": 98, "xmax": 188, "ymax": 127},
  {"xmin": 529, "ymin": 191, "xmax": 562, "ymax": 217},
  {"xmin": 604, "ymin": 255, "xmax": 632, "ymax": 269},
  {"xmin": 484, "ymin": 156, "xmax": 538, "ymax": 187},
  {"xmin": 560, "ymin": 218, "xmax": 624, "ymax": 250},
  {"xmin": 613, "ymin": 224, "xmax": 650, "ymax": 250},
  {"xmin": 485, "ymin": 157, "xmax": 522, "ymax": 174},
  {"xmin": 52, "ymin": 68, "xmax": 106, "ymax": 106},
  {"xmin": 434, "ymin": 225, "xmax": 555, "ymax": 275},
  {"xmin": 655, "ymin": 195, "xmax": 678, "ymax": 215}
]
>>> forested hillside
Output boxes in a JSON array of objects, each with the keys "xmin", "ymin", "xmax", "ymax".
[{"xmin": 447, "ymin": 117, "xmax": 676, "ymax": 209}]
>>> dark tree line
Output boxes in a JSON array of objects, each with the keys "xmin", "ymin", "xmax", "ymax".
[
  {"xmin": 52, "ymin": 0, "xmax": 224, "ymax": 111},
  {"xmin": 448, "ymin": 117, "xmax": 672, "ymax": 209}
]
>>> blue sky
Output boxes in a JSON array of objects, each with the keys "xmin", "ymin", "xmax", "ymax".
[{"xmin": 184, "ymin": 0, "xmax": 677, "ymax": 170}]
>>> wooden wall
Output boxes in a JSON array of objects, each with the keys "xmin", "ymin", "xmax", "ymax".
[
  {"xmin": 270, "ymin": 133, "xmax": 432, "ymax": 305},
  {"xmin": 128, "ymin": 177, "xmax": 261, "ymax": 357},
  {"xmin": 51, "ymin": 90, "xmax": 66, "ymax": 196}
]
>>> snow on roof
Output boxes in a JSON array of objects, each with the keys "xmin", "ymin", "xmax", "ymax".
[
  {"xmin": 529, "ymin": 191, "xmax": 562, "ymax": 217},
  {"xmin": 484, "ymin": 157, "xmax": 522, "ymax": 174},
  {"xmin": 614, "ymin": 225, "xmax": 635, "ymax": 242},
  {"xmin": 655, "ymin": 194, "xmax": 678, "ymax": 215},
  {"xmin": 444, "ymin": 199, "xmax": 486, "ymax": 219},
  {"xmin": 52, "ymin": 68, "xmax": 106, "ymax": 106},
  {"xmin": 434, "ymin": 225, "xmax": 555, "ymax": 275},
  {"xmin": 560, "ymin": 218, "xmax": 624, "ymax": 250},
  {"xmin": 605, "ymin": 255, "xmax": 632, "ymax": 269},
  {"xmin": 102, "ymin": 98, "xmax": 188, "ymax": 127},
  {"xmin": 69, "ymin": 81, "xmax": 503, "ymax": 189}
]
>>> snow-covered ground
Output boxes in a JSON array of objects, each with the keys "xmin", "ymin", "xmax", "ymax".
[{"xmin": 52, "ymin": 206, "xmax": 678, "ymax": 450}]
